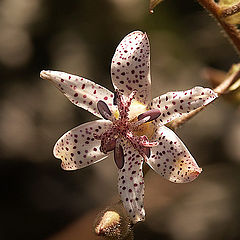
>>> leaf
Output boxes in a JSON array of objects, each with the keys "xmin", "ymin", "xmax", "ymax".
[
  {"xmin": 219, "ymin": 0, "xmax": 240, "ymax": 7},
  {"xmin": 219, "ymin": 0, "xmax": 240, "ymax": 24},
  {"xmin": 225, "ymin": 12, "xmax": 240, "ymax": 25}
]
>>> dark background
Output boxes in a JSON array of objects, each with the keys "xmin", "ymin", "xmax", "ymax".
[{"xmin": 0, "ymin": 0, "xmax": 240, "ymax": 239}]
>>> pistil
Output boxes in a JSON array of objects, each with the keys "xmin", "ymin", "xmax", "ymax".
[{"xmin": 96, "ymin": 91, "xmax": 162, "ymax": 168}]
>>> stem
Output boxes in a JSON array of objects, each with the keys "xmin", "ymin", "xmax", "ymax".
[
  {"xmin": 196, "ymin": 0, "xmax": 240, "ymax": 54},
  {"xmin": 214, "ymin": 67, "xmax": 240, "ymax": 94},
  {"xmin": 218, "ymin": 20, "xmax": 240, "ymax": 54},
  {"xmin": 197, "ymin": 0, "xmax": 220, "ymax": 14},
  {"xmin": 167, "ymin": 68, "xmax": 240, "ymax": 130}
]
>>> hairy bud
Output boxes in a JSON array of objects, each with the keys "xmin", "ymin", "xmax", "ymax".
[{"xmin": 94, "ymin": 202, "xmax": 134, "ymax": 240}]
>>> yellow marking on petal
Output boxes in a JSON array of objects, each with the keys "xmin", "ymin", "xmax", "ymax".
[
  {"xmin": 133, "ymin": 122, "xmax": 156, "ymax": 139},
  {"xmin": 129, "ymin": 100, "xmax": 156, "ymax": 139},
  {"xmin": 128, "ymin": 99, "xmax": 147, "ymax": 120},
  {"xmin": 174, "ymin": 157, "xmax": 202, "ymax": 182},
  {"xmin": 189, "ymin": 168, "xmax": 202, "ymax": 177}
]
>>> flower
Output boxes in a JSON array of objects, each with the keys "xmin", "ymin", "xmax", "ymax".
[{"xmin": 40, "ymin": 31, "xmax": 218, "ymax": 223}]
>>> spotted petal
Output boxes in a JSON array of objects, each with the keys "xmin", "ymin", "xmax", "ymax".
[
  {"xmin": 118, "ymin": 140, "xmax": 145, "ymax": 223},
  {"xmin": 150, "ymin": 87, "xmax": 218, "ymax": 125},
  {"xmin": 111, "ymin": 31, "xmax": 151, "ymax": 105},
  {"xmin": 40, "ymin": 70, "xmax": 115, "ymax": 118},
  {"xmin": 54, "ymin": 120, "xmax": 112, "ymax": 170},
  {"xmin": 146, "ymin": 125, "xmax": 202, "ymax": 183}
]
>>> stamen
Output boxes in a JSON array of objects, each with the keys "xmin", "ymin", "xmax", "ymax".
[
  {"xmin": 97, "ymin": 90, "xmax": 158, "ymax": 167},
  {"xmin": 114, "ymin": 141, "xmax": 124, "ymax": 169},
  {"xmin": 128, "ymin": 90, "xmax": 137, "ymax": 103},
  {"xmin": 138, "ymin": 109, "xmax": 161, "ymax": 123},
  {"xmin": 103, "ymin": 138, "xmax": 117, "ymax": 153},
  {"xmin": 132, "ymin": 116, "xmax": 151, "ymax": 128},
  {"xmin": 97, "ymin": 100, "xmax": 112, "ymax": 120},
  {"xmin": 143, "ymin": 147, "xmax": 151, "ymax": 158},
  {"xmin": 116, "ymin": 90, "xmax": 137, "ymax": 121},
  {"xmin": 138, "ymin": 135, "xmax": 159, "ymax": 147}
]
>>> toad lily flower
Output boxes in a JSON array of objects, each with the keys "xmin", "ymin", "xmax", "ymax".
[{"xmin": 40, "ymin": 31, "xmax": 217, "ymax": 223}]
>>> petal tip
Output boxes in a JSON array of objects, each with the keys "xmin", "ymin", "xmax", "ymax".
[
  {"xmin": 188, "ymin": 167, "xmax": 202, "ymax": 182},
  {"xmin": 212, "ymin": 90, "xmax": 219, "ymax": 98},
  {"xmin": 60, "ymin": 162, "xmax": 71, "ymax": 170},
  {"xmin": 53, "ymin": 142, "xmax": 60, "ymax": 158},
  {"xmin": 132, "ymin": 30, "xmax": 144, "ymax": 34},
  {"xmin": 132, "ymin": 213, "xmax": 145, "ymax": 224},
  {"xmin": 40, "ymin": 70, "xmax": 51, "ymax": 81},
  {"xmin": 128, "ymin": 30, "xmax": 147, "ymax": 41}
]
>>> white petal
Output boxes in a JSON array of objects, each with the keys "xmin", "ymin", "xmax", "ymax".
[
  {"xmin": 54, "ymin": 120, "xmax": 112, "ymax": 170},
  {"xmin": 118, "ymin": 140, "xmax": 145, "ymax": 223},
  {"xmin": 147, "ymin": 126, "xmax": 202, "ymax": 183},
  {"xmin": 150, "ymin": 87, "xmax": 218, "ymax": 125},
  {"xmin": 40, "ymin": 70, "xmax": 115, "ymax": 118},
  {"xmin": 111, "ymin": 31, "xmax": 151, "ymax": 105}
]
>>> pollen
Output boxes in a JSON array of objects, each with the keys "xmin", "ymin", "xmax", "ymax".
[{"xmin": 113, "ymin": 109, "xmax": 120, "ymax": 119}]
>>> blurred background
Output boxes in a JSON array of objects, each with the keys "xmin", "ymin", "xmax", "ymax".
[{"xmin": 0, "ymin": 0, "xmax": 240, "ymax": 239}]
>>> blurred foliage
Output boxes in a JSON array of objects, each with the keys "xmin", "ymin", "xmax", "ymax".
[
  {"xmin": 0, "ymin": 0, "xmax": 240, "ymax": 240},
  {"xmin": 226, "ymin": 64, "xmax": 240, "ymax": 102},
  {"xmin": 225, "ymin": 13, "xmax": 240, "ymax": 26}
]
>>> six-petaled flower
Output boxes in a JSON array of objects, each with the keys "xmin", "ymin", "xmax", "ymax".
[{"xmin": 40, "ymin": 31, "xmax": 218, "ymax": 223}]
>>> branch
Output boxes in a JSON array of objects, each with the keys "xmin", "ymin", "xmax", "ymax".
[
  {"xmin": 196, "ymin": 0, "xmax": 220, "ymax": 14},
  {"xmin": 196, "ymin": 0, "xmax": 240, "ymax": 54},
  {"xmin": 214, "ymin": 67, "xmax": 240, "ymax": 94}
]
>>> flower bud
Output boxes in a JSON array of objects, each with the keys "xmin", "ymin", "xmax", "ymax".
[{"xmin": 94, "ymin": 202, "xmax": 133, "ymax": 240}]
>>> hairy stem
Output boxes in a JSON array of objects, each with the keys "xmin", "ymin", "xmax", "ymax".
[
  {"xmin": 197, "ymin": 0, "xmax": 240, "ymax": 54},
  {"xmin": 197, "ymin": 0, "xmax": 219, "ymax": 14}
]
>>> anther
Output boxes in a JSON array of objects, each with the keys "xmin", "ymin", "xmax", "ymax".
[
  {"xmin": 114, "ymin": 142, "xmax": 124, "ymax": 169},
  {"xmin": 103, "ymin": 138, "xmax": 116, "ymax": 153},
  {"xmin": 97, "ymin": 100, "xmax": 112, "ymax": 120},
  {"xmin": 143, "ymin": 147, "xmax": 151, "ymax": 158},
  {"xmin": 138, "ymin": 109, "xmax": 161, "ymax": 123},
  {"xmin": 132, "ymin": 116, "xmax": 151, "ymax": 128}
]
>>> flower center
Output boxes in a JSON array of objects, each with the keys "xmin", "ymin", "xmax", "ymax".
[
  {"xmin": 133, "ymin": 121, "xmax": 155, "ymax": 139},
  {"xmin": 95, "ymin": 90, "xmax": 161, "ymax": 169}
]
